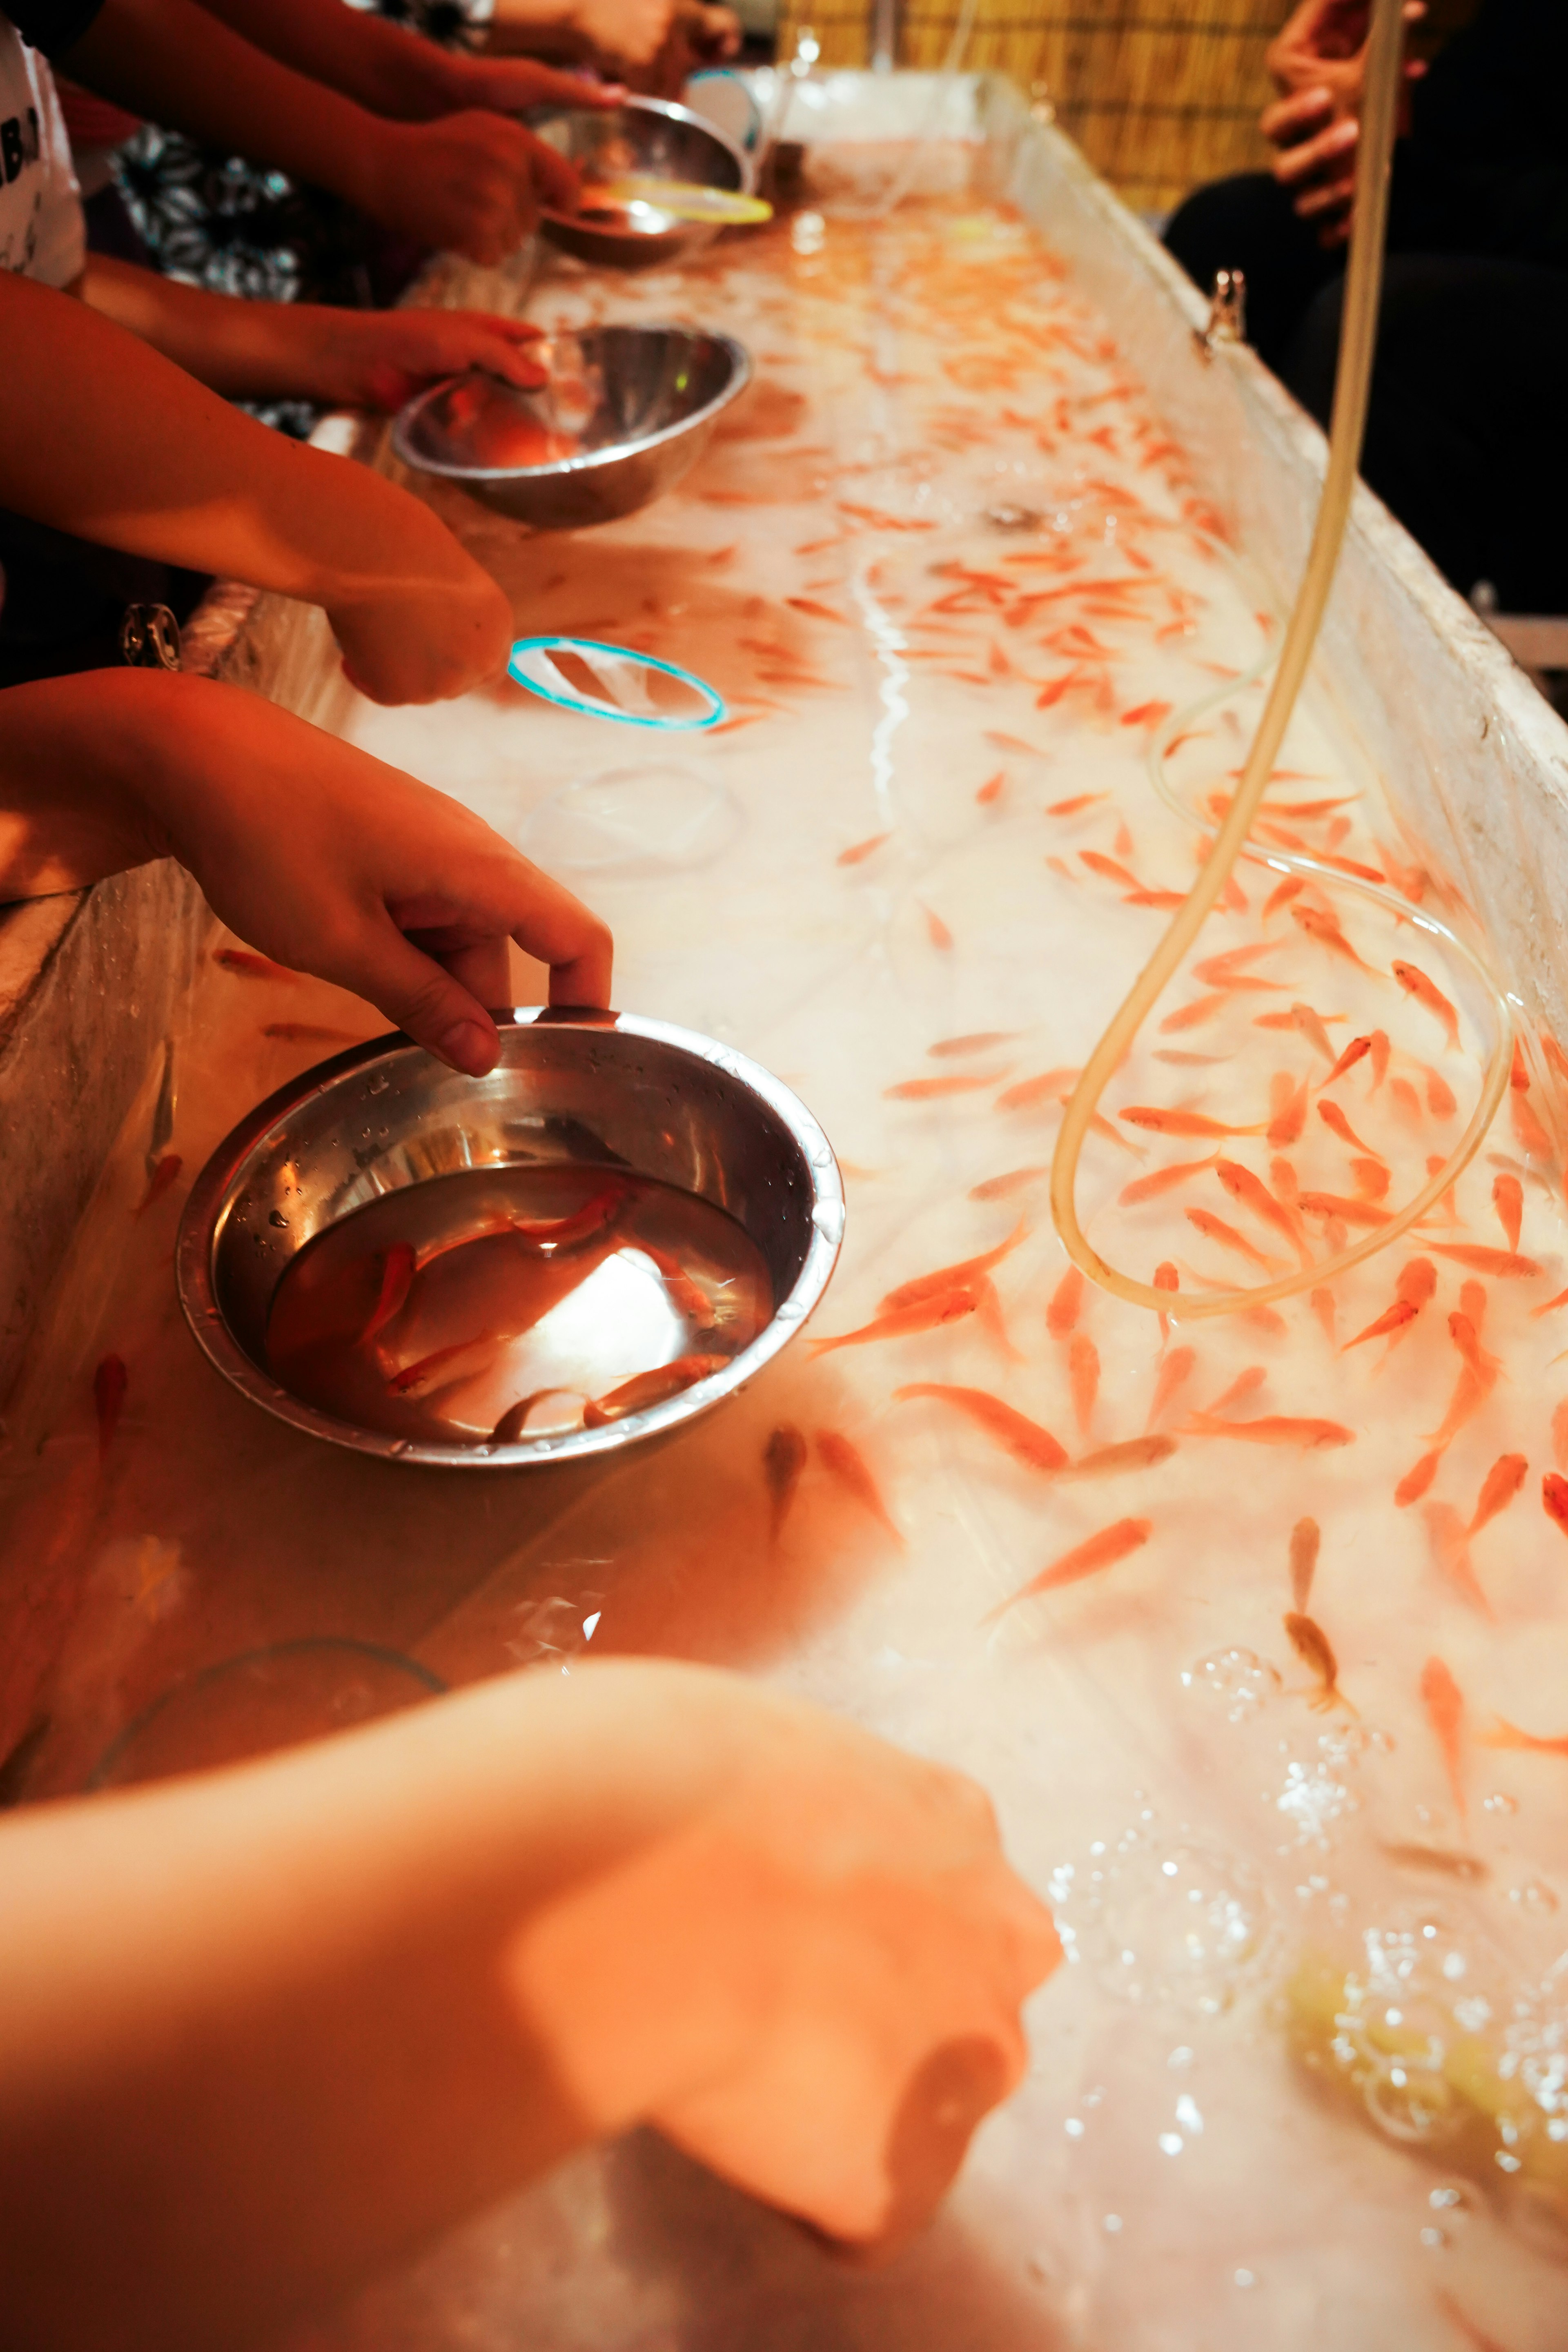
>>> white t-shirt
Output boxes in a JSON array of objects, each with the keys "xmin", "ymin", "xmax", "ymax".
[{"xmin": 0, "ymin": 19, "xmax": 82, "ymax": 287}]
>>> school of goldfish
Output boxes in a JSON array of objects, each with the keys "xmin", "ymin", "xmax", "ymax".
[{"xmin": 3, "ymin": 147, "xmax": 1568, "ymax": 2345}]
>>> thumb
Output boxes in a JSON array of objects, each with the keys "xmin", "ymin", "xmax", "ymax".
[{"xmin": 348, "ymin": 920, "xmax": 501, "ymax": 1074}]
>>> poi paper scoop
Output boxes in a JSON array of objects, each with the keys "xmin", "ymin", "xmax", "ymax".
[{"xmin": 508, "ymin": 636, "xmax": 726, "ymax": 729}]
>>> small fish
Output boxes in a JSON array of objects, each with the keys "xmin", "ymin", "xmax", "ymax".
[
  {"xmin": 511, "ymin": 1185, "xmax": 626, "ymax": 1254},
  {"xmin": 1423, "ymin": 1501, "xmax": 1495, "ymax": 1619},
  {"xmin": 1291, "ymin": 902, "xmax": 1375, "ymax": 972},
  {"xmin": 969, "ymin": 1166, "xmax": 1048, "ymax": 1202},
  {"xmin": 136, "ymin": 1153, "xmax": 183, "ymax": 1216},
  {"xmin": 1379, "ymin": 1843, "xmax": 1488, "ymax": 1882},
  {"xmin": 1045, "ymin": 792, "xmax": 1108, "ymax": 817},
  {"xmin": 1511, "ymin": 1085, "xmax": 1553, "ymax": 1160},
  {"xmin": 884, "ymin": 1071, "xmax": 1007, "ymax": 1100},
  {"xmin": 1483, "ymin": 1717, "xmax": 1568, "ymax": 1760},
  {"xmin": 1205, "ymin": 1365, "xmax": 1266, "ymax": 1416},
  {"xmin": 883, "ymin": 1220, "xmax": 1028, "ymax": 1312},
  {"xmin": 1182, "ymin": 1412, "xmax": 1354, "ymax": 1450},
  {"xmin": 1146, "ymin": 1343, "xmax": 1196, "ymax": 1431},
  {"xmin": 763, "ymin": 1423, "xmax": 809, "ymax": 1546},
  {"xmin": 1289, "ymin": 1516, "xmax": 1321, "ymax": 1612},
  {"xmin": 1430, "ymin": 1243, "xmax": 1540, "ymax": 1278},
  {"xmin": 1153, "ymin": 1260, "xmax": 1179, "ymax": 1341},
  {"xmin": 1186, "ymin": 1207, "xmax": 1280, "ymax": 1273},
  {"xmin": 1120, "ymin": 1154, "xmax": 1217, "ymax": 1207},
  {"xmin": 1344, "ymin": 1259, "xmax": 1434, "ymax": 1351},
  {"xmin": 815, "ymin": 1429, "xmax": 903, "ymax": 1544},
  {"xmin": 1214, "ymin": 1158, "xmax": 1310, "ymax": 1265},
  {"xmin": 1492, "ymin": 1173, "xmax": 1524, "ymax": 1254},
  {"xmin": 1468, "ymin": 1452, "xmax": 1528, "ymax": 1540},
  {"xmin": 215, "ymin": 946, "xmax": 296, "ymax": 981},
  {"xmin": 1069, "ymin": 1331, "xmax": 1100, "ymax": 1435},
  {"xmin": 361, "ymin": 1241, "xmax": 416, "ymax": 1344},
  {"xmin": 491, "ymin": 1389, "xmax": 583, "ymax": 1444},
  {"xmin": 1287, "ymin": 1002, "xmax": 1340, "ymax": 1065},
  {"xmin": 1064, "ymin": 1434, "xmax": 1178, "ymax": 1479},
  {"xmin": 1311, "ymin": 1286, "xmax": 1337, "ymax": 1345},
  {"xmin": 893, "ymin": 1384, "xmax": 1068, "ymax": 1472},
  {"xmin": 1192, "ymin": 942, "xmax": 1285, "ymax": 987},
  {"xmin": 93, "ymin": 1353, "xmax": 127, "ymax": 1462},
  {"xmin": 1395, "ymin": 1450, "xmax": 1441, "ymax": 1507},
  {"xmin": 1392, "ymin": 959, "xmax": 1460, "ymax": 1050},
  {"xmin": 1425, "ymin": 1067, "xmax": 1458, "ymax": 1120},
  {"xmin": 982, "ymin": 1516, "xmax": 1153, "ymax": 1624},
  {"xmin": 583, "ymin": 1353, "xmax": 729, "ymax": 1426},
  {"xmin": 809, "ymin": 1289, "xmax": 979, "ymax": 1356},
  {"xmin": 1284, "ymin": 1613, "xmax": 1354, "ymax": 1713},
  {"xmin": 1120, "ymin": 699, "xmax": 1172, "ymax": 728},
  {"xmin": 997, "ymin": 1067, "xmax": 1079, "ymax": 1112},
  {"xmin": 1352, "ymin": 1158, "xmax": 1391, "ymax": 1203},
  {"xmin": 1158, "ymin": 993, "xmax": 1229, "ymax": 1034},
  {"xmin": 929, "ymin": 1031, "xmax": 1019, "ymax": 1059},
  {"xmin": 1427, "ymin": 1365, "xmax": 1494, "ymax": 1453},
  {"xmin": 1120, "ymin": 1107, "xmax": 1266, "ymax": 1139},
  {"xmin": 1081, "ymin": 850, "xmax": 1143, "ymax": 891},
  {"xmin": 1368, "ymin": 1031, "xmax": 1391, "ymax": 1090},
  {"xmin": 1460, "ymin": 1279, "xmax": 1488, "ymax": 1332},
  {"xmin": 837, "ymin": 832, "xmax": 891, "ymax": 867},
  {"xmin": 1267, "ymin": 1072, "xmax": 1309, "ymax": 1148},
  {"xmin": 1420, "ymin": 1655, "xmax": 1468, "ymax": 1822},
  {"xmin": 1389, "ymin": 1076, "xmax": 1423, "ymax": 1127},
  {"xmin": 1047, "ymin": 1265, "xmax": 1085, "ymax": 1339},
  {"xmin": 786, "ymin": 596, "xmax": 850, "ymax": 624},
  {"xmin": 1263, "ymin": 875, "xmax": 1304, "ymax": 921},
  {"xmin": 1552, "ymin": 1401, "xmax": 1568, "ymax": 1470},
  {"xmin": 388, "ymin": 1334, "xmax": 495, "ymax": 1395},
  {"xmin": 1317, "ymin": 1100, "xmax": 1383, "ymax": 1159},
  {"xmin": 976, "ymin": 771, "xmax": 1006, "ymax": 806},
  {"xmin": 1321, "ymin": 1035, "xmax": 1372, "ymax": 1088},
  {"xmin": 1297, "ymin": 1192, "xmax": 1392, "ymax": 1228},
  {"xmin": 1543, "ymin": 1470, "xmax": 1568, "ymax": 1540},
  {"xmin": 261, "ymin": 1022, "xmax": 359, "ymax": 1043},
  {"xmin": 919, "ymin": 904, "xmax": 955, "ymax": 951}
]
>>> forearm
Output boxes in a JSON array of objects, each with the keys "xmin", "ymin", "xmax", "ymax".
[
  {"xmin": 0, "ymin": 1661, "xmax": 749, "ymax": 2352},
  {"xmin": 59, "ymin": 0, "xmax": 392, "ymax": 205},
  {"xmin": 80, "ymin": 254, "xmax": 360, "ymax": 402},
  {"xmin": 0, "ymin": 273, "xmax": 464, "ymax": 609},
  {"xmin": 195, "ymin": 0, "xmax": 462, "ymax": 120}
]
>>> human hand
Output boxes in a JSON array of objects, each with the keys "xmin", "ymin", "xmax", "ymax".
[
  {"xmin": 358, "ymin": 111, "xmax": 581, "ymax": 265},
  {"xmin": 1262, "ymin": 0, "xmax": 1425, "ymax": 244},
  {"xmin": 302, "ymin": 305, "xmax": 550, "ymax": 413},
  {"xmin": 140, "ymin": 677, "xmax": 611, "ymax": 1065},
  {"xmin": 324, "ymin": 537, "xmax": 514, "ymax": 707},
  {"xmin": 508, "ymin": 1672, "xmax": 1059, "ymax": 2247},
  {"xmin": 433, "ymin": 51, "xmax": 626, "ymax": 118}
]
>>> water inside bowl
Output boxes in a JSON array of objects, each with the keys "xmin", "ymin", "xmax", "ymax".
[{"xmin": 265, "ymin": 1164, "xmax": 773, "ymax": 1447}]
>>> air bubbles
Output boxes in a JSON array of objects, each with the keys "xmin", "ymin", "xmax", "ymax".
[
  {"xmin": 1418, "ymin": 2226, "xmax": 1448, "ymax": 2250},
  {"xmin": 1510, "ymin": 1880, "xmax": 1560, "ymax": 1918},
  {"xmin": 1483, "ymin": 1791, "xmax": 1520, "ymax": 1815},
  {"xmin": 1182, "ymin": 1646, "xmax": 1280, "ymax": 1724},
  {"xmin": 1089, "ymin": 1842, "xmax": 1268, "ymax": 2016}
]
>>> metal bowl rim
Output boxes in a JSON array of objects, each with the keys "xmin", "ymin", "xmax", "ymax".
[
  {"xmin": 527, "ymin": 92, "xmax": 757, "ymax": 197},
  {"xmin": 390, "ymin": 325, "xmax": 752, "ymax": 487},
  {"xmin": 176, "ymin": 1007, "xmax": 843, "ymax": 1470}
]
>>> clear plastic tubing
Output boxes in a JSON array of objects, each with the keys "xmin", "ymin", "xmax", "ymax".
[{"xmin": 1049, "ymin": 0, "xmax": 1514, "ymax": 1318}]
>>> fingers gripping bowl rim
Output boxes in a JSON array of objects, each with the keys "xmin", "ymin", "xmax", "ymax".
[{"xmin": 176, "ymin": 1008, "xmax": 844, "ymax": 1470}]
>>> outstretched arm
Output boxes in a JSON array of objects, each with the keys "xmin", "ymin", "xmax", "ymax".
[
  {"xmin": 0, "ymin": 669, "xmax": 612, "ymax": 1065},
  {"xmin": 0, "ymin": 1659, "xmax": 1056, "ymax": 2352},
  {"xmin": 0, "ymin": 271, "xmax": 510, "ymax": 704}
]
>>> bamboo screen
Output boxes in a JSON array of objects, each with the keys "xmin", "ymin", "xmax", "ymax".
[{"xmin": 771, "ymin": 0, "xmax": 1484, "ymax": 218}]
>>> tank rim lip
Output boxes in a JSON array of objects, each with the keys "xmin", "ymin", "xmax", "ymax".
[{"xmin": 176, "ymin": 1004, "xmax": 844, "ymax": 1470}]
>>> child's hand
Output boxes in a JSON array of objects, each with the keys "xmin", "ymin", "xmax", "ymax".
[
  {"xmin": 357, "ymin": 111, "xmax": 581, "ymax": 267},
  {"xmin": 325, "ymin": 547, "xmax": 514, "ymax": 707},
  {"xmin": 432, "ymin": 53, "xmax": 627, "ymax": 120},
  {"xmin": 139, "ymin": 677, "xmax": 611, "ymax": 1066},
  {"xmin": 304, "ymin": 307, "xmax": 550, "ymax": 415}
]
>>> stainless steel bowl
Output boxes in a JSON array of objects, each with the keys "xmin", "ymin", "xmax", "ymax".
[
  {"xmin": 391, "ymin": 324, "xmax": 751, "ymax": 529},
  {"xmin": 177, "ymin": 1008, "xmax": 843, "ymax": 1470},
  {"xmin": 531, "ymin": 95, "xmax": 753, "ymax": 269}
]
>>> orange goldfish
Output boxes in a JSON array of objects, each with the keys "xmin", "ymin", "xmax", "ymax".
[
  {"xmin": 1267, "ymin": 1071, "xmax": 1310, "ymax": 1148},
  {"xmin": 930, "ymin": 1031, "xmax": 1019, "ymax": 1058},
  {"xmin": 976, "ymin": 772, "xmax": 1006, "ymax": 806},
  {"xmin": 1192, "ymin": 942, "xmax": 1285, "ymax": 987},
  {"xmin": 837, "ymin": 832, "xmax": 891, "ymax": 867},
  {"xmin": 1420, "ymin": 1655, "xmax": 1468, "ymax": 1821},
  {"xmin": 136, "ymin": 1154, "xmax": 183, "ymax": 1216},
  {"xmin": 882, "ymin": 1221, "xmax": 1028, "ymax": 1312},
  {"xmin": 1512, "ymin": 1087, "xmax": 1553, "ymax": 1159},
  {"xmin": 1317, "ymin": 1100, "xmax": 1382, "ymax": 1158},
  {"xmin": 920, "ymin": 904, "xmax": 955, "ymax": 951},
  {"xmin": 1146, "ymin": 1343, "xmax": 1196, "ymax": 1430},
  {"xmin": 1298, "ymin": 1192, "xmax": 1392, "ymax": 1228},
  {"xmin": 1311, "ymin": 1287, "xmax": 1337, "ymax": 1345},
  {"xmin": 361, "ymin": 1242, "xmax": 416, "ymax": 1344},
  {"xmin": 1120, "ymin": 1107, "xmax": 1266, "ymax": 1139},
  {"xmin": 1047, "ymin": 1265, "xmax": 1086, "ymax": 1339},
  {"xmin": 1264, "ymin": 875, "xmax": 1304, "ymax": 921},
  {"xmin": 1394, "ymin": 1450, "xmax": 1442, "ymax": 1507},
  {"xmin": 1321, "ymin": 1035, "xmax": 1372, "ymax": 1087},
  {"xmin": 1182, "ymin": 1412, "xmax": 1354, "ymax": 1449},
  {"xmin": 1284, "ymin": 1613, "xmax": 1354, "ymax": 1713},
  {"xmin": 894, "ymin": 1383, "xmax": 1068, "ymax": 1472},
  {"xmin": 1081, "ymin": 850, "xmax": 1144, "ymax": 891},
  {"xmin": 982, "ymin": 1516, "xmax": 1153, "ymax": 1624},
  {"xmin": 1431, "ymin": 1243, "xmax": 1541, "ymax": 1278},
  {"xmin": 1490, "ymin": 1174, "xmax": 1524, "ymax": 1256},
  {"xmin": 512, "ymin": 1185, "xmax": 626, "ymax": 1253},
  {"xmin": 884, "ymin": 1071, "xmax": 1008, "ymax": 1101},
  {"xmin": 1187, "ymin": 1207, "xmax": 1280, "ymax": 1272},
  {"xmin": 969, "ymin": 1166, "xmax": 1048, "ymax": 1202},
  {"xmin": 1352, "ymin": 1158, "xmax": 1392, "ymax": 1203},
  {"xmin": 1483, "ymin": 1718, "xmax": 1568, "ymax": 1760},
  {"xmin": 1290, "ymin": 1517, "xmax": 1321, "ymax": 1612},
  {"xmin": 1153, "ymin": 1260, "xmax": 1179, "ymax": 1341},
  {"xmin": 1069, "ymin": 1331, "xmax": 1100, "ymax": 1435},
  {"xmin": 1468, "ymin": 1452, "xmax": 1528, "ymax": 1538},
  {"xmin": 94, "ymin": 1353, "xmax": 127, "ymax": 1463},
  {"xmin": 1425, "ymin": 1067, "xmax": 1458, "ymax": 1120},
  {"xmin": 1552, "ymin": 1403, "xmax": 1568, "ymax": 1471},
  {"xmin": 1392, "ymin": 959, "xmax": 1460, "ymax": 1051},
  {"xmin": 1292, "ymin": 902, "xmax": 1375, "ymax": 972},
  {"xmin": 1158, "ymin": 993, "xmax": 1229, "ymax": 1034},
  {"xmin": 1287, "ymin": 1002, "xmax": 1340, "ymax": 1064},
  {"xmin": 997, "ymin": 1067, "xmax": 1079, "ymax": 1112},
  {"xmin": 815, "ymin": 1429, "xmax": 903, "ymax": 1544},
  {"xmin": 1205, "ymin": 1365, "xmax": 1267, "ymax": 1416},
  {"xmin": 1544, "ymin": 1470, "xmax": 1568, "ymax": 1539},
  {"xmin": 491, "ymin": 1389, "xmax": 583, "ymax": 1445},
  {"xmin": 764, "ymin": 1424, "xmax": 808, "ymax": 1545},
  {"xmin": 1390, "ymin": 1077, "xmax": 1423, "ymax": 1127},
  {"xmin": 809, "ymin": 1290, "xmax": 979, "ymax": 1356},
  {"xmin": 1369, "ymin": 1031, "xmax": 1391, "ymax": 1090},
  {"xmin": 1119, "ymin": 1155, "xmax": 1218, "ymax": 1207},
  {"xmin": 1423, "ymin": 1502, "xmax": 1495, "ymax": 1620},
  {"xmin": 1045, "ymin": 792, "xmax": 1108, "ymax": 817},
  {"xmin": 1065, "ymin": 1434, "xmax": 1179, "ymax": 1478},
  {"xmin": 388, "ymin": 1333, "xmax": 496, "ymax": 1395},
  {"xmin": 1214, "ymin": 1157, "xmax": 1310, "ymax": 1264}
]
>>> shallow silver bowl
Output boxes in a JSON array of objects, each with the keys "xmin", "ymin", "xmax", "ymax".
[
  {"xmin": 531, "ymin": 95, "xmax": 753, "ymax": 269},
  {"xmin": 391, "ymin": 324, "xmax": 751, "ymax": 530},
  {"xmin": 176, "ymin": 1008, "xmax": 843, "ymax": 1470}
]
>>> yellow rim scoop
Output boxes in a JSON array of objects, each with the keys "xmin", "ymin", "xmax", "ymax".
[{"xmin": 581, "ymin": 176, "xmax": 773, "ymax": 226}]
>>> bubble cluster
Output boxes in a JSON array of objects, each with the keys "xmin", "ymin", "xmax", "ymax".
[{"xmin": 1181, "ymin": 1647, "xmax": 1280, "ymax": 1724}]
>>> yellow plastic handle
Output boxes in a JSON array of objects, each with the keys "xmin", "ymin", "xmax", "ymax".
[{"xmin": 586, "ymin": 176, "xmax": 773, "ymax": 226}]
